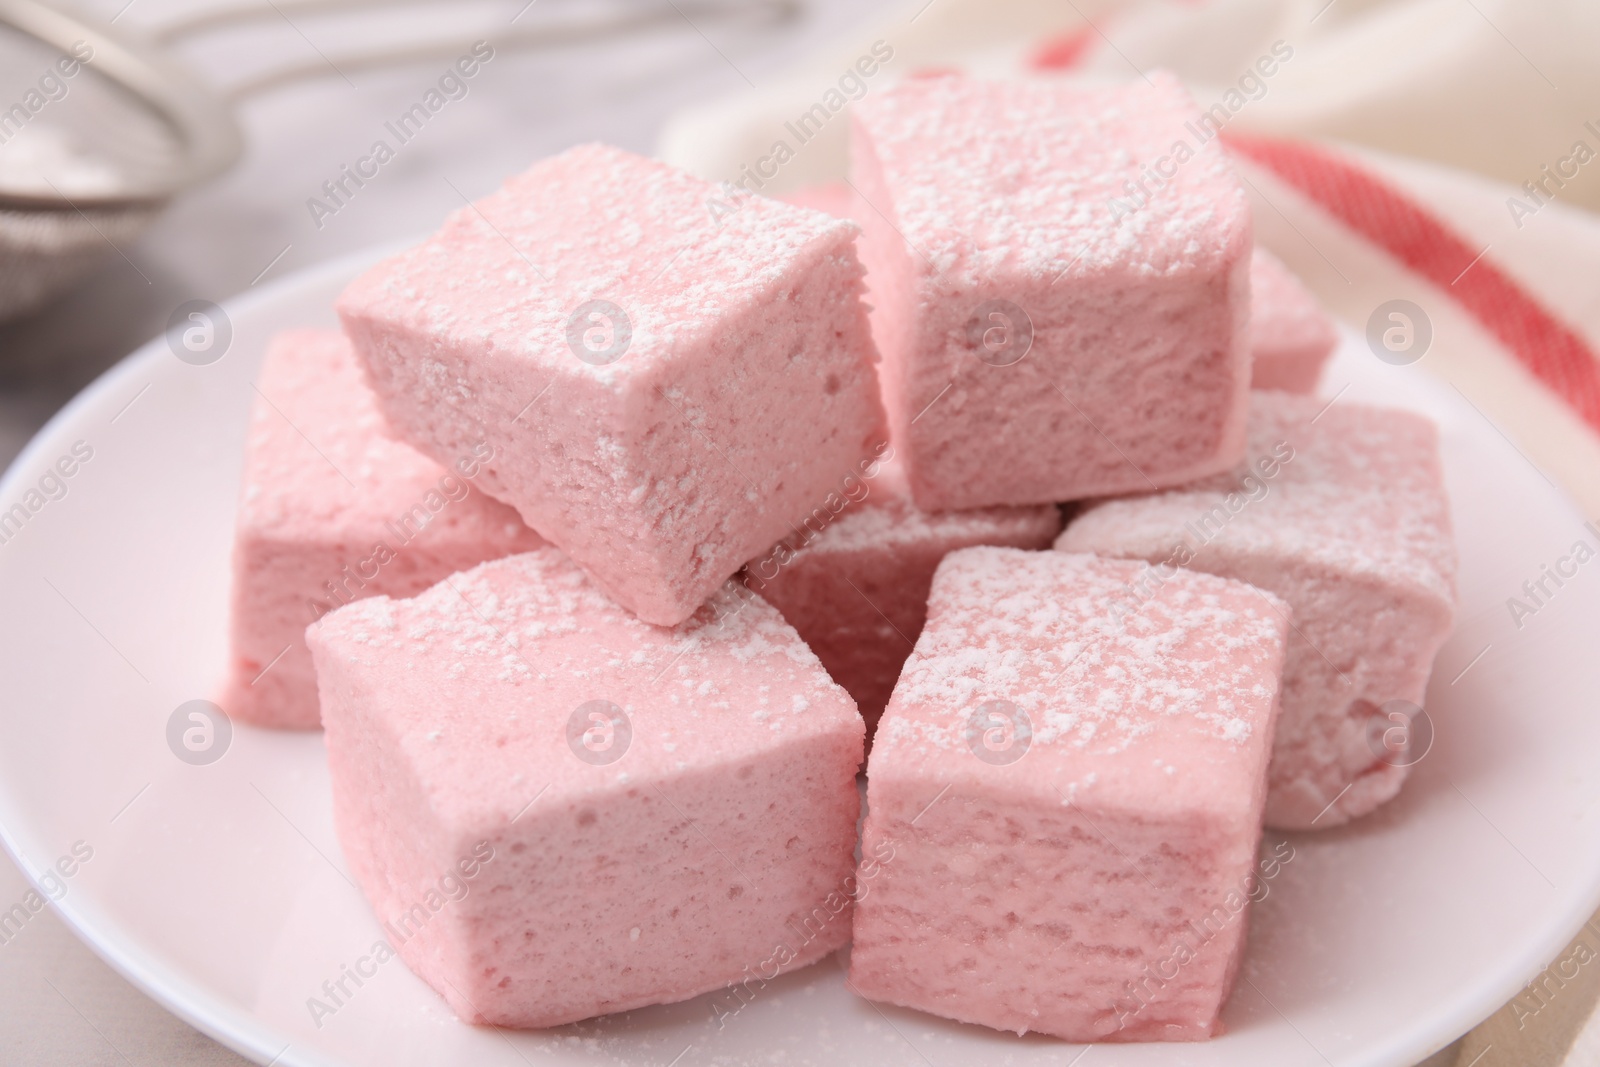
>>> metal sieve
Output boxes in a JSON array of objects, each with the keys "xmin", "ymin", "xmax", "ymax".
[
  {"xmin": 0, "ymin": 0, "xmax": 240, "ymax": 321},
  {"xmin": 0, "ymin": 0, "xmax": 797, "ymax": 323}
]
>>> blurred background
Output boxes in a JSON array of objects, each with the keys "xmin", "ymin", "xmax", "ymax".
[{"xmin": 1, "ymin": 0, "xmax": 1596, "ymax": 1062}]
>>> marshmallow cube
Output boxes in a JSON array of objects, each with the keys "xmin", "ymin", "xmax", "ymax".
[
  {"xmin": 1058, "ymin": 392, "xmax": 1457, "ymax": 829},
  {"xmin": 1249, "ymin": 249, "xmax": 1338, "ymax": 393},
  {"xmin": 223, "ymin": 329, "xmax": 540, "ymax": 729},
  {"xmin": 747, "ymin": 455, "xmax": 1059, "ymax": 734},
  {"xmin": 338, "ymin": 143, "xmax": 887, "ymax": 625},
  {"xmin": 849, "ymin": 74, "xmax": 1252, "ymax": 509},
  {"xmin": 850, "ymin": 547, "xmax": 1287, "ymax": 1041},
  {"xmin": 306, "ymin": 548, "xmax": 865, "ymax": 1028}
]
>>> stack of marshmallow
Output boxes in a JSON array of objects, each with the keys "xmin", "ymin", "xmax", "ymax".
[{"xmin": 224, "ymin": 73, "xmax": 1454, "ymax": 1041}]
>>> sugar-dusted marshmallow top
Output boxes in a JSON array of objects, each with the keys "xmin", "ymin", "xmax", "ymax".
[
  {"xmin": 238, "ymin": 328, "xmax": 532, "ymax": 545},
  {"xmin": 874, "ymin": 547, "xmax": 1286, "ymax": 817},
  {"xmin": 337, "ymin": 143, "xmax": 861, "ymax": 392},
  {"xmin": 308, "ymin": 548, "xmax": 861, "ymax": 826},
  {"xmin": 1062, "ymin": 393, "xmax": 1457, "ymax": 605},
  {"xmin": 851, "ymin": 73, "xmax": 1250, "ymax": 282}
]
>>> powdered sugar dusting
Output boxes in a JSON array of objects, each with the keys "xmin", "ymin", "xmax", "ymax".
[
  {"xmin": 311, "ymin": 547, "xmax": 853, "ymax": 745},
  {"xmin": 236, "ymin": 328, "xmax": 541, "ymax": 549},
  {"xmin": 877, "ymin": 547, "xmax": 1286, "ymax": 756},
  {"xmin": 853, "ymin": 73, "xmax": 1249, "ymax": 283},
  {"xmin": 1062, "ymin": 393, "xmax": 1458, "ymax": 604},
  {"xmin": 340, "ymin": 143, "xmax": 861, "ymax": 391}
]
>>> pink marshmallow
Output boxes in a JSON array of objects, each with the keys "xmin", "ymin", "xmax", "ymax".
[
  {"xmin": 337, "ymin": 143, "xmax": 887, "ymax": 626},
  {"xmin": 850, "ymin": 547, "xmax": 1287, "ymax": 1041},
  {"xmin": 306, "ymin": 547, "xmax": 865, "ymax": 1028},
  {"xmin": 222, "ymin": 329, "xmax": 540, "ymax": 729},
  {"xmin": 1057, "ymin": 392, "xmax": 1457, "ymax": 829},
  {"xmin": 779, "ymin": 181, "xmax": 853, "ymax": 220},
  {"xmin": 1249, "ymin": 249, "xmax": 1338, "ymax": 393},
  {"xmin": 746, "ymin": 452, "xmax": 1060, "ymax": 736},
  {"xmin": 849, "ymin": 74, "xmax": 1251, "ymax": 509}
]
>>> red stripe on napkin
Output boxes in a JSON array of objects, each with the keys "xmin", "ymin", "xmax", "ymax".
[{"xmin": 1224, "ymin": 132, "xmax": 1600, "ymax": 435}]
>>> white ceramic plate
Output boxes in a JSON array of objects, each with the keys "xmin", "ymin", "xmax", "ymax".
[{"xmin": 1, "ymin": 245, "xmax": 1596, "ymax": 1067}]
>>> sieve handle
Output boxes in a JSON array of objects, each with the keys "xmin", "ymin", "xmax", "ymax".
[{"xmin": 145, "ymin": 0, "xmax": 799, "ymax": 102}]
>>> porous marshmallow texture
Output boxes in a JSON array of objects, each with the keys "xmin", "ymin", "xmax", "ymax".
[
  {"xmin": 223, "ymin": 328, "xmax": 540, "ymax": 729},
  {"xmin": 306, "ymin": 548, "xmax": 865, "ymax": 1028},
  {"xmin": 1058, "ymin": 392, "xmax": 1457, "ymax": 829},
  {"xmin": 1249, "ymin": 248, "xmax": 1338, "ymax": 393},
  {"xmin": 746, "ymin": 453, "xmax": 1060, "ymax": 735},
  {"xmin": 337, "ymin": 143, "xmax": 887, "ymax": 625},
  {"xmin": 850, "ymin": 547, "xmax": 1287, "ymax": 1042},
  {"xmin": 849, "ymin": 74, "xmax": 1252, "ymax": 509}
]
